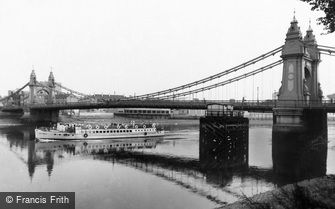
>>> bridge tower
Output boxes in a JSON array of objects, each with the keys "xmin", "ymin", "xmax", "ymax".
[
  {"xmin": 272, "ymin": 17, "xmax": 328, "ymax": 179},
  {"xmin": 278, "ymin": 16, "xmax": 322, "ymax": 105},
  {"xmin": 274, "ymin": 16, "xmax": 326, "ymax": 127},
  {"xmin": 47, "ymin": 71, "xmax": 56, "ymax": 103},
  {"xmin": 28, "ymin": 70, "xmax": 37, "ymax": 104}
]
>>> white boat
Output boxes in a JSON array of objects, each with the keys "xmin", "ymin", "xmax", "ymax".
[{"xmin": 35, "ymin": 122, "xmax": 165, "ymax": 140}]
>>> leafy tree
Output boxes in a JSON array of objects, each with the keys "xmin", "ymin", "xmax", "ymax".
[{"xmin": 300, "ymin": 0, "xmax": 335, "ymax": 33}]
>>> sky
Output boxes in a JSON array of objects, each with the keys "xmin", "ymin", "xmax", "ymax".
[{"xmin": 0, "ymin": 0, "xmax": 334, "ymax": 100}]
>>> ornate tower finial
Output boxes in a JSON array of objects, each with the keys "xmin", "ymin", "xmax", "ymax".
[
  {"xmin": 30, "ymin": 68, "xmax": 37, "ymax": 85},
  {"xmin": 304, "ymin": 19, "xmax": 316, "ymax": 44},
  {"xmin": 308, "ymin": 18, "xmax": 312, "ymax": 31},
  {"xmin": 48, "ymin": 71, "xmax": 55, "ymax": 87},
  {"xmin": 286, "ymin": 11, "xmax": 302, "ymax": 40},
  {"xmin": 293, "ymin": 9, "xmax": 297, "ymax": 22}
]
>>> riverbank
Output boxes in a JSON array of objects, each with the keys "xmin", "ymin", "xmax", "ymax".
[{"xmin": 220, "ymin": 175, "xmax": 335, "ymax": 209}]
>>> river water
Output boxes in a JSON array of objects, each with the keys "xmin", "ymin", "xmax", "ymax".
[{"xmin": 0, "ymin": 115, "xmax": 334, "ymax": 209}]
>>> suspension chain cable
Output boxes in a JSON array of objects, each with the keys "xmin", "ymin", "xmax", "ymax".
[
  {"xmin": 55, "ymin": 82, "xmax": 88, "ymax": 97},
  {"xmin": 135, "ymin": 46, "xmax": 283, "ymax": 99},
  {"xmin": 157, "ymin": 60, "xmax": 283, "ymax": 99}
]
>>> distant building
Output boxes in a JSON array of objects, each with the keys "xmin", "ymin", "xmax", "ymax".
[
  {"xmin": 171, "ymin": 109, "xmax": 205, "ymax": 118},
  {"xmin": 55, "ymin": 94, "xmax": 78, "ymax": 104},
  {"xmin": 115, "ymin": 108, "xmax": 206, "ymax": 119},
  {"xmin": 92, "ymin": 94, "xmax": 126, "ymax": 102},
  {"xmin": 115, "ymin": 108, "xmax": 171, "ymax": 119},
  {"xmin": 55, "ymin": 94, "xmax": 68, "ymax": 104},
  {"xmin": 327, "ymin": 93, "xmax": 335, "ymax": 102},
  {"xmin": 66, "ymin": 94, "xmax": 78, "ymax": 103},
  {"xmin": 5, "ymin": 90, "xmax": 28, "ymax": 106}
]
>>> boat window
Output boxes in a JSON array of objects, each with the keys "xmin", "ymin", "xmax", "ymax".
[{"xmin": 103, "ymin": 131, "xmax": 106, "ymax": 133}]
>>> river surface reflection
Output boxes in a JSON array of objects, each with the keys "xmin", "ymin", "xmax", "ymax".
[{"xmin": 0, "ymin": 117, "xmax": 334, "ymax": 209}]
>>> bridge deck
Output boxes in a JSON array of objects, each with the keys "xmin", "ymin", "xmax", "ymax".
[{"xmin": 2, "ymin": 100, "xmax": 335, "ymax": 113}]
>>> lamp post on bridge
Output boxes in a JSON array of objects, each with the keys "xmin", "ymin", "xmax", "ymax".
[{"xmin": 257, "ymin": 86, "xmax": 259, "ymax": 104}]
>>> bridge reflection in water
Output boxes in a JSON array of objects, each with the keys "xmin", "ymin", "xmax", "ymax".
[{"xmin": 1, "ymin": 121, "xmax": 328, "ymax": 205}]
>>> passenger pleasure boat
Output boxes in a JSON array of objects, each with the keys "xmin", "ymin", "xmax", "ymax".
[{"xmin": 35, "ymin": 122, "xmax": 165, "ymax": 140}]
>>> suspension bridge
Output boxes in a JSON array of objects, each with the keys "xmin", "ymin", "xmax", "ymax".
[{"xmin": 0, "ymin": 17, "xmax": 334, "ymax": 122}]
